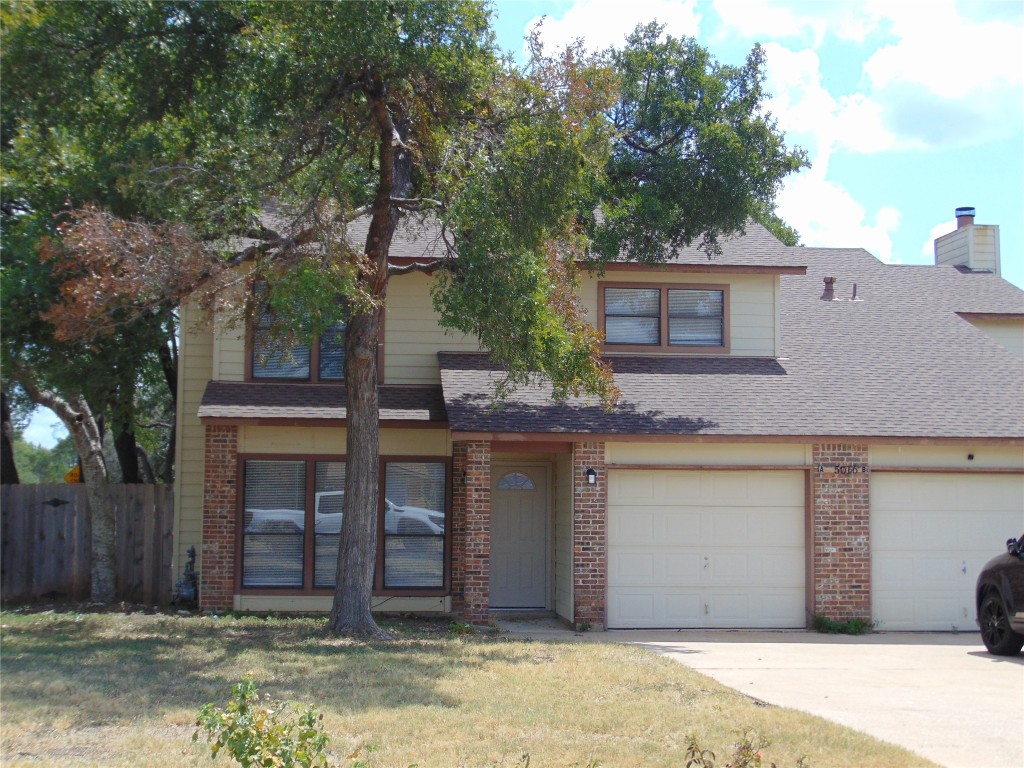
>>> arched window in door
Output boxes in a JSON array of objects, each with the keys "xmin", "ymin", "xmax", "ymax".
[{"xmin": 497, "ymin": 471, "xmax": 535, "ymax": 491}]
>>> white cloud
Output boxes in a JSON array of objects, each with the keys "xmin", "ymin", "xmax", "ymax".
[
  {"xmin": 777, "ymin": 160, "xmax": 901, "ymax": 262},
  {"xmin": 525, "ymin": 0, "xmax": 701, "ymax": 53},
  {"xmin": 711, "ymin": 0, "xmax": 877, "ymax": 46},
  {"xmin": 919, "ymin": 219, "xmax": 957, "ymax": 261}
]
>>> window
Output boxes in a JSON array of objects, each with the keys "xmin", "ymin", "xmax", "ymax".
[
  {"xmin": 240, "ymin": 457, "xmax": 447, "ymax": 593},
  {"xmin": 497, "ymin": 471, "xmax": 535, "ymax": 490},
  {"xmin": 601, "ymin": 283, "xmax": 727, "ymax": 351},
  {"xmin": 251, "ymin": 309, "xmax": 346, "ymax": 381},
  {"xmin": 242, "ymin": 459, "xmax": 306, "ymax": 587},
  {"xmin": 383, "ymin": 463, "xmax": 446, "ymax": 589}
]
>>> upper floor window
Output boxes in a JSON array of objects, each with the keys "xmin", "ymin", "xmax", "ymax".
[
  {"xmin": 251, "ymin": 310, "xmax": 346, "ymax": 381},
  {"xmin": 601, "ymin": 283, "xmax": 728, "ymax": 351}
]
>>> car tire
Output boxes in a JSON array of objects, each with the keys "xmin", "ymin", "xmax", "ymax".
[{"xmin": 979, "ymin": 592, "xmax": 1024, "ymax": 656}]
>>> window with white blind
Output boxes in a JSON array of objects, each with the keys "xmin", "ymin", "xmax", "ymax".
[
  {"xmin": 383, "ymin": 463, "xmax": 446, "ymax": 589},
  {"xmin": 601, "ymin": 283, "xmax": 728, "ymax": 351},
  {"xmin": 251, "ymin": 309, "xmax": 347, "ymax": 381},
  {"xmin": 239, "ymin": 457, "xmax": 447, "ymax": 594}
]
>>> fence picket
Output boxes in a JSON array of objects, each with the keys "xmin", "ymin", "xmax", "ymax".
[{"xmin": 0, "ymin": 484, "xmax": 174, "ymax": 604}]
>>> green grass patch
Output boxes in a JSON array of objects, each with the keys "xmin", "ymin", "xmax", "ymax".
[
  {"xmin": 811, "ymin": 614, "xmax": 877, "ymax": 635},
  {"xmin": 0, "ymin": 609, "xmax": 934, "ymax": 767}
]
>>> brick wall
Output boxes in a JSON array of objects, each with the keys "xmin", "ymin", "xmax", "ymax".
[
  {"xmin": 573, "ymin": 442, "xmax": 606, "ymax": 630},
  {"xmin": 452, "ymin": 440, "xmax": 491, "ymax": 625},
  {"xmin": 811, "ymin": 443, "xmax": 870, "ymax": 621},
  {"xmin": 200, "ymin": 424, "xmax": 238, "ymax": 611}
]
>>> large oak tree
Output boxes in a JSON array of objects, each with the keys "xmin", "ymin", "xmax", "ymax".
[{"xmin": 2, "ymin": 1, "xmax": 805, "ymax": 634}]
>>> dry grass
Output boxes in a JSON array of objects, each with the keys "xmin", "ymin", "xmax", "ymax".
[{"xmin": 0, "ymin": 610, "xmax": 936, "ymax": 767}]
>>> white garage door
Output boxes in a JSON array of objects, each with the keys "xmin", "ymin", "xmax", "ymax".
[
  {"xmin": 607, "ymin": 470, "xmax": 806, "ymax": 629},
  {"xmin": 871, "ymin": 473, "xmax": 1024, "ymax": 631}
]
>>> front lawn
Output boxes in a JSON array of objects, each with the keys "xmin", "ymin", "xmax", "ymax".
[{"xmin": 0, "ymin": 610, "xmax": 935, "ymax": 767}]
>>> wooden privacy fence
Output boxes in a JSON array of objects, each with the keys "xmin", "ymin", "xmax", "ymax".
[{"xmin": 0, "ymin": 484, "xmax": 174, "ymax": 605}]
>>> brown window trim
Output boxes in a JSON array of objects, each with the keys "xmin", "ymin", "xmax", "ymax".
[
  {"xmin": 597, "ymin": 280, "xmax": 731, "ymax": 354},
  {"xmin": 244, "ymin": 307, "xmax": 386, "ymax": 383},
  {"xmin": 235, "ymin": 453, "xmax": 451, "ymax": 598}
]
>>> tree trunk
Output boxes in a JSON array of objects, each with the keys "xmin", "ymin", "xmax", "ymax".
[
  {"xmin": 114, "ymin": 425, "xmax": 141, "ymax": 483},
  {"xmin": 14, "ymin": 374, "xmax": 117, "ymax": 602},
  {"xmin": 327, "ymin": 78, "xmax": 408, "ymax": 638},
  {"xmin": 1, "ymin": 391, "xmax": 19, "ymax": 484},
  {"xmin": 328, "ymin": 308, "xmax": 390, "ymax": 638}
]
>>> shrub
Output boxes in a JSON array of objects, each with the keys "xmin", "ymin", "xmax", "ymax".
[{"xmin": 194, "ymin": 674, "xmax": 330, "ymax": 767}]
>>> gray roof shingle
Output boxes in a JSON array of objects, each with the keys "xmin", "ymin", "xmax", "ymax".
[
  {"xmin": 199, "ymin": 381, "xmax": 447, "ymax": 423},
  {"xmin": 439, "ymin": 243, "xmax": 1024, "ymax": 441}
]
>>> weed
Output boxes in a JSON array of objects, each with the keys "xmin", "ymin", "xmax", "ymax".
[
  {"xmin": 685, "ymin": 729, "xmax": 809, "ymax": 767},
  {"xmin": 194, "ymin": 674, "xmax": 330, "ymax": 767},
  {"xmin": 811, "ymin": 614, "xmax": 876, "ymax": 635}
]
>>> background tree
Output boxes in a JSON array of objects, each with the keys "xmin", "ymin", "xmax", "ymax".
[{"xmin": 1, "ymin": 2, "xmax": 805, "ymax": 633}]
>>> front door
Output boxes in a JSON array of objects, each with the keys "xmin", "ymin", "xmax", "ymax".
[{"xmin": 489, "ymin": 466, "xmax": 549, "ymax": 608}]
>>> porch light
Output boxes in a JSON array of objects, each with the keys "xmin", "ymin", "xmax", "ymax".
[{"xmin": 585, "ymin": 467, "xmax": 597, "ymax": 485}]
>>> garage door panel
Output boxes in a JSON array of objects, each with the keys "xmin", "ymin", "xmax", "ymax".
[
  {"xmin": 872, "ymin": 473, "xmax": 1024, "ymax": 631},
  {"xmin": 608, "ymin": 469, "xmax": 805, "ymax": 629},
  {"xmin": 663, "ymin": 472, "xmax": 706, "ymax": 499}
]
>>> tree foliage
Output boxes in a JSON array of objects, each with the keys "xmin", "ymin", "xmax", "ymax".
[{"xmin": 1, "ymin": 1, "xmax": 805, "ymax": 630}]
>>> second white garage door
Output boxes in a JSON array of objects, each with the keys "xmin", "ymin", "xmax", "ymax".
[
  {"xmin": 607, "ymin": 469, "xmax": 806, "ymax": 629},
  {"xmin": 872, "ymin": 472, "xmax": 1024, "ymax": 631}
]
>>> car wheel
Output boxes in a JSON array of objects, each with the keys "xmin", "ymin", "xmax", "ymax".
[{"xmin": 979, "ymin": 592, "xmax": 1024, "ymax": 656}]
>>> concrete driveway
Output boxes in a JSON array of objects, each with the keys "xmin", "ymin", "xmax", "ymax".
[
  {"xmin": 496, "ymin": 620, "xmax": 1023, "ymax": 768},
  {"xmin": 622, "ymin": 630, "xmax": 1023, "ymax": 768}
]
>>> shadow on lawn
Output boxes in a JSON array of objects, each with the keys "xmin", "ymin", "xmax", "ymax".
[{"xmin": 0, "ymin": 612, "xmax": 543, "ymax": 726}]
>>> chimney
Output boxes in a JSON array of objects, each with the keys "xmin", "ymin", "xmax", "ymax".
[
  {"xmin": 955, "ymin": 206, "xmax": 976, "ymax": 229},
  {"xmin": 935, "ymin": 207, "xmax": 1001, "ymax": 277}
]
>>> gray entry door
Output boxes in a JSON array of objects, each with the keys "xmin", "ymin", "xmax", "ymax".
[{"xmin": 489, "ymin": 467, "xmax": 548, "ymax": 608}]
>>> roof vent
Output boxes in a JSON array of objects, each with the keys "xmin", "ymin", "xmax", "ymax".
[
  {"xmin": 955, "ymin": 207, "xmax": 976, "ymax": 229},
  {"xmin": 821, "ymin": 276, "xmax": 840, "ymax": 301}
]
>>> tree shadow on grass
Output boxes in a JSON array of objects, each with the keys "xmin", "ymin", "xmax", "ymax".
[{"xmin": 0, "ymin": 613, "xmax": 543, "ymax": 726}]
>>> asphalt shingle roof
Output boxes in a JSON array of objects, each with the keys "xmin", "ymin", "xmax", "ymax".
[
  {"xmin": 199, "ymin": 381, "xmax": 447, "ymax": 423},
  {"xmin": 439, "ymin": 242, "xmax": 1024, "ymax": 441}
]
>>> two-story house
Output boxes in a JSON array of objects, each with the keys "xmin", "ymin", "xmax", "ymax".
[{"xmin": 175, "ymin": 207, "xmax": 1024, "ymax": 631}]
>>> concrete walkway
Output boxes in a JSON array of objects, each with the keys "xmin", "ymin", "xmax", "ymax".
[{"xmin": 496, "ymin": 619, "xmax": 1024, "ymax": 768}]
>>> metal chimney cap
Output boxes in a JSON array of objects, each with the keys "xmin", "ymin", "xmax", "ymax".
[{"xmin": 955, "ymin": 207, "xmax": 976, "ymax": 217}]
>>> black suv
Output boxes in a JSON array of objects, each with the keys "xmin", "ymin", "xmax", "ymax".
[{"xmin": 976, "ymin": 534, "xmax": 1024, "ymax": 656}]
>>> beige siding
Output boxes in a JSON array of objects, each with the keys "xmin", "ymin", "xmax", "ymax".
[
  {"xmin": 935, "ymin": 225, "xmax": 1001, "ymax": 276},
  {"xmin": 235, "ymin": 595, "xmax": 451, "ymax": 613},
  {"xmin": 239, "ymin": 426, "xmax": 450, "ymax": 456},
  {"xmin": 606, "ymin": 442, "xmax": 808, "ymax": 466},
  {"xmin": 869, "ymin": 444, "xmax": 1024, "ymax": 470},
  {"xmin": 552, "ymin": 453, "xmax": 573, "ymax": 621},
  {"xmin": 173, "ymin": 299, "xmax": 213, "ymax": 578},
  {"xmin": 579, "ymin": 271, "xmax": 778, "ymax": 357},
  {"xmin": 384, "ymin": 272, "xmax": 480, "ymax": 384},
  {"xmin": 935, "ymin": 230, "xmax": 970, "ymax": 267},
  {"xmin": 963, "ymin": 317, "xmax": 1024, "ymax": 357}
]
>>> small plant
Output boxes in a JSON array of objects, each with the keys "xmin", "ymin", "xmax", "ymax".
[
  {"xmin": 685, "ymin": 730, "xmax": 809, "ymax": 768},
  {"xmin": 194, "ymin": 674, "xmax": 330, "ymax": 767},
  {"xmin": 576, "ymin": 620, "xmax": 591, "ymax": 632},
  {"xmin": 448, "ymin": 621, "xmax": 476, "ymax": 635},
  {"xmin": 811, "ymin": 614, "xmax": 875, "ymax": 635}
]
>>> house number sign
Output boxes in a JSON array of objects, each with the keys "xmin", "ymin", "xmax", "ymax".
[{"xmin": 816, "ymin": 464, "xmax": 868, "ymax": 474}]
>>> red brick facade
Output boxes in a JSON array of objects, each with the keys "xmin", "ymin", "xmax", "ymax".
[
  {"xmin": 572, "ymin": 442, "xmax": 607, "ymax": 630},
  {"xmin": 200, "ymin": 424, "xmax": 239, "ymax": 611},
  {"xmin": 811, "ymin": 443, "xmax": 871, "ymax": 621},
  {"xmin": 451, "ymin": 440, "xmax": 491, "ymax": 625}
]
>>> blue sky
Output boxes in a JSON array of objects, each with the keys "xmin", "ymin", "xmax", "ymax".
[
  {"xmin": 490, "ymin": 0, "xmax": 1024, "ymax": 287},
  {"xmin": 19, "ymin": 0, "xmax": 1024, "ymax": 449}
]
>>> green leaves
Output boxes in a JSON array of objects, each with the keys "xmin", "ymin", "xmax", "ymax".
[
  {"xmin": 593, "ymin": 23, "xmax": 809, "ymax": 260},
  {"xmin": 194, "ymin": 674, "xmax": 331, "ymax": 768}
]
